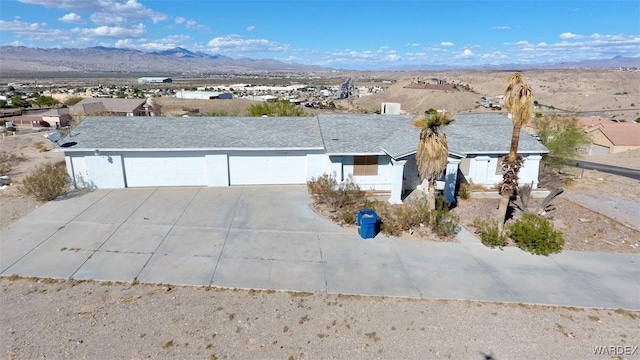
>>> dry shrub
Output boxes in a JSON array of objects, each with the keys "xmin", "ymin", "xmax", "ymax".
[
  {"xmin": 19, "ymin": 162, "xmax": 70, "ymax": 201},
  {"xmin": 307, "ymin": 174, "xmax": 367, "ymax": 225},
  {"xmin": 0, "ymin": 150, "xmax": 18, "ymax": 175}
]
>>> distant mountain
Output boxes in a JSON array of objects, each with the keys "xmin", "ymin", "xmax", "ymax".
[{"xmin": 0, "ymin": 46, "xmax": 328, "ymax": 74}]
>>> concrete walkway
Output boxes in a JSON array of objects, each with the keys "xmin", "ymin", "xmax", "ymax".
[{"xmin": 1, "ymin": 186, "xmax": 638, "ymax": 310}]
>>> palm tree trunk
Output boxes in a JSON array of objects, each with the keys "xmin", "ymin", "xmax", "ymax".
[
  {"xmin": 428, "ymin": 179, "xmax": 436, "ymax": 211},
  {"xmin": 496, "ymin": 122, "xmax": 524, "ymax": 233}
]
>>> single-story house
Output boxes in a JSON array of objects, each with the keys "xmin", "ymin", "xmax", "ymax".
[
  {"xmin": 71, "ymin": 98, "xmax": 159, "ymax": 117},
  {"xmin": 577, "ymin": 116, "xmax": 640, "ymax": 155},
  {"xmin": 60, "ymin": 113, "xmax": 548, "ymax": 204},
  {"xmin": 40, "ymin": 107, "xmax": 71, "ymax": 128},
  {"xmin": 175, "ymin": 90, "xmax": 233, "ymax": 100}
]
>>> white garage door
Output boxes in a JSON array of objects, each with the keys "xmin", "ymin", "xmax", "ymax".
[
  {"xmin": 590, "ymin": 144, "xmax": 610, "ymax": 156},
  {"xmin": 123, "ymin": 156, "xmax": 206, "ymax": 187},
  {"xmin": 229, "ymin": 154, "xmax": 307, "ymax": 185}
]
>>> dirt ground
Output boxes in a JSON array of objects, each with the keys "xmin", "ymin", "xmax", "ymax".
[{"xmin": 1, "ymin": 278, "xmax": 639, "ymax": 360}]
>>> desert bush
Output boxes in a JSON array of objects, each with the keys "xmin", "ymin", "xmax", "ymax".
[
  {"xmin": 429, "ymin": 197, "xmax": 460, "ymax": 239},
  {"xmin": 473, "ymin": 217, "xmax": 508, "ymax": 249},
  {"xmin": 307, "ymin": 174, "xmax": 367, "ymax": 225},
  {"xmin": 307, "ymin": 174, "xmax": 366, "ymax": 210},
  {"xmin": 0, "ymin": 151, "xmax": 18, "ymax": 175},
  {"xmin": 19, "ymin": 162, "xmax": 70, "ymax": 201},
  {"xmin": 508, "ymin": 213, "xmax": 565, "ymax": 256},
  {"xmin": 63, "ymin": 95, "xmax": 83, "ymax": 106},
  {"xmin": 458, "ymin": 182, "xmax": 470, "ymax": 200}
]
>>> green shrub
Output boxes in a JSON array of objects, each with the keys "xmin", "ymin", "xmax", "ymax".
[
  {"xmin": 458, "ymin": 182, "xmax": 470, "ymax": 200},
  {"xmin": 429, "ymin": 197, "xmax": 460, "ymax": 239},
  {"xmin": 508, "ymin": 213, "xmax": 565, "ymax": 255},
  {"xmin": 473, "ymin": 217, "xmax": 508, "ymax": 249},
  {"xmin": 19, "ymin": 162, "xmax": 70, "ymax": 201}
]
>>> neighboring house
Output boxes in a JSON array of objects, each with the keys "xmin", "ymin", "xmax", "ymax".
[
  {"xmin": 40, "ymin": 107, "xmax": 71, "ymax": 128},
  {"xmin": 60, "ymin": 113, "xmax": 548, "ymax": 204},
  {"xmin": 577, "ymin": 116, "xmax": 640, "ymax": 155},
  {"xmin": 71, "ymin": 98, "xmax": 158, "ymax": 117}
]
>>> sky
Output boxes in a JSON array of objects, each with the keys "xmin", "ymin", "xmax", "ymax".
[{"xmin": 0, "ymin": 0, "xmax": 639, "ymax": 70}]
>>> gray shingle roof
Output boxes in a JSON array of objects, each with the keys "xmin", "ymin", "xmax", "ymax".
[
  {"xmin": 63, "ymin": 113, "xmax": 548, "ymax": 157},
  {"xmin": 66, "ymin": 116, "xmax": 325, "ymax": 150},
  {"xmin": 317, "ymin": 114, "xmax": 415, "ymax": 155},
  {"xmin": 447, "ymin": 113, "xmax": 549, "ymax": 155}
]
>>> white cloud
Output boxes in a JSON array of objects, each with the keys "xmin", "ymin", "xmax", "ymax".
[
  {"xmin": 59, "ymin": 12, "xmax": 84, "ymax": 24},
  {"xmin": 20, "ymin": 0, "xmax": 167, "ymax": 24},
  {"xmin": 455, "ymin": 48, "xmax": 474, "ymax": 59},
  {"xmin": 405, "ymin": 42, "xmax": 420, "ymax": 47},
  {"xmin": 114, "ymin": 38, "xmax": 135, "ymax": 48},
  {"xmin": 208, "ymin": 35, "xmax": 288, "ymax": 54},
  {"xmin": 246, "ymin": 25, "xmax": 256, "ymax": 31},
  {"xmin": 73, "ymin": 24, "xmax": 146, "ymax": 39},
  {"xmin": 493, "ymin": 26, "xmax": 511, "ymax": 30},
  {"xmin": 175, "ymin": 17, "xmax": 209, "ymax": 31},
  {"xmin": 560, "ymin": 32, "xmax": 583, "ymax": 39},
  {"xmin": 90, "ymin": 12, "xmax": 126, "ymax": 26},
  {"xmin": 440, "ymin": 41, "xmax": 454, "ymax": 47}
]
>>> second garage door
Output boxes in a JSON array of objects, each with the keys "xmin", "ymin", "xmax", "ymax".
[
  {"xmin": 124, "ymin": 155, "xmax": 207, "ymax": 187},
  {"xmin": 229, "ymin": 153, "xmax": 307, "ymax": 185}
]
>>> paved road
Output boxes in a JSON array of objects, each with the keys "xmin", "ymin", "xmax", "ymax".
[
  {"xmin": 1, "ymin": 186, "xmax": 639, "ymax": 309},
  {"xmin": 574, "ymin": 160, "xmax": 640, "ymax": 180}
]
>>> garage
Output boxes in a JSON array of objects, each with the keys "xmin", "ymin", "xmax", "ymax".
[
  {"xmin": 589, "ymin": 144, "xmax": 610, "ymax": 156},
  {"xmin": 229, "ymin": 152, "xmax": 307, "ymax": 185},
  {"xmin": 123, "ymin": 154, "xmax": 207, "ymax": 187}
]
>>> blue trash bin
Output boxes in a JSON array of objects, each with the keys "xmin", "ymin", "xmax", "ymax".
[{"xmin": 357, "ymin": 209, "xmax": 378, "ymax": 239}]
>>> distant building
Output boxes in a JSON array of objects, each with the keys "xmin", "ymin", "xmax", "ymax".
[
  {"xmin": 137, "ymin": 77, "xmax": 173, "ymax": 84},
  {"xmin": 381, "ymin": 102, "xmax": 401, "ymax": 115},
  {"xmin": 175, "ymin": 90, "xmax": 233, "ymax": 100}
]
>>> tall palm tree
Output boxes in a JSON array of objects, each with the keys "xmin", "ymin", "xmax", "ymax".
[
  {"xmin": 496, "ymin": 73, "xmax": 535, "ymax": 233},
  {"xmin": 412, "ymin": 109, "xmax": 452, "ymax": 210}
]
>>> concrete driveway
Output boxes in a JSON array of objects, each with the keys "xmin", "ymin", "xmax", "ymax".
[{"xmin": 1, "ymin": 186, "xmax": 639, "ymax": 309}]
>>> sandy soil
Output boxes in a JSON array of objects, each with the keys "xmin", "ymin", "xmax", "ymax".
[
  {"xmin": 1, "ymin": 278, "xmax": 639, "ymax": 360},
  {"xmin": 340, "ymin": 69, "xmax": 640, "ymax": 121}
]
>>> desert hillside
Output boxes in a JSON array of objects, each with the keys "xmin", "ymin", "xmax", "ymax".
[{"xmin": 339, "ymin": 70, "xmax": 640, "ymax": 120}]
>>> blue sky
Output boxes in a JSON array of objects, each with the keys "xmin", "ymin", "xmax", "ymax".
[{"xmin": 0, "ymin": 0, "xmax": 639, "ymax": 69}]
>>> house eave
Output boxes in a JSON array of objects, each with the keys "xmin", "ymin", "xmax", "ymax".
[{"xmin": 62, "ymin": 147, "xmax": 326, "ymax": 153}]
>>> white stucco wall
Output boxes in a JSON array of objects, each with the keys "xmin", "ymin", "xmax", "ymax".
[
  {"xmin": 465, "ymin": 154, "xmax": 542, "ymax": 189},
  {"xmin": 331, "ymin": 155, "xmax": 393, "ymax": 191},
  {"xmin": 85, "ymin": 155, "xmax": 125, "ymax": 188}
]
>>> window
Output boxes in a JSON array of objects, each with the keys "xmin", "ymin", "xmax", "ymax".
[{"xmin": 353, "ymin": 156, "xmax": 378, "ymax": 176}]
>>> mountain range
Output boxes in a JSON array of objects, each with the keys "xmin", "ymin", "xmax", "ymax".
[
  {"xmin": 0, "ymin": 46, "xmax": 328, "ymax": 74},
  {"xmin": 0, "ymin": 46, "xmax": 638, "ymax": 74}
]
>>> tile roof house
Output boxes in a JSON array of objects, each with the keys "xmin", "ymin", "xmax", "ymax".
[
  {"xmin": 577, "ymin": 116, "xmax": 640, "ymax": 155},
  {"xmin": 60, "ymin": 113, "xmax": 548, "ymax": 204}
]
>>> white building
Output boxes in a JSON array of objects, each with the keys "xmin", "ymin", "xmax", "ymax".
[{"xmin": 60, "ymin": 114, "xmax": 548, "ymax": 204}]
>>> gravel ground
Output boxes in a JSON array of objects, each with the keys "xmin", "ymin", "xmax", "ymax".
[{"xmin": 2, "ymin": 278, "xmax": 639, "ymax": 360}]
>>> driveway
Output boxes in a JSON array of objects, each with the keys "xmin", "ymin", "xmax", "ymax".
[{"xmin": 1, "ymin": 186, "xmax": 639, "ymax": 309}]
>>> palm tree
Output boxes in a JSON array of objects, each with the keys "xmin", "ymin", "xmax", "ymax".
[
  {"xmin": 496, "ymin": 73, "xmax": 535, "ymax": 233},
  {"xmin": 412, "ymin": 109, "xmax": 452, "ymax": 210}
]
